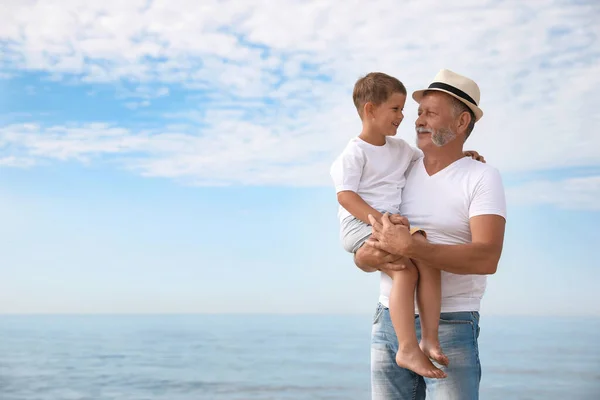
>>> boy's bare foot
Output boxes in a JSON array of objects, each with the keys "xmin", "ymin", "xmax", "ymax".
[
  {"xmin": 395, "ymin": 344, "xmax": 447, "ymax": 379},
  {"xmin": 420, "ymin": 339, "xmax": 449, "ymax": 366}
]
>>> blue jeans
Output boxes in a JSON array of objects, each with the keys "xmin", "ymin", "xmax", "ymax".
[{"xmin": 371, "ymin": 303, "xmax": 481, "ymax": 400}]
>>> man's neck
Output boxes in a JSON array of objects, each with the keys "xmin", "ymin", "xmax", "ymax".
[{"xmin": 423, "ymin": 146, "xmax": 464, "ymax": 175}]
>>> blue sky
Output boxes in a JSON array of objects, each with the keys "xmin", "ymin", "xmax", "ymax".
[{"xmin": 1, "ymin": 0, "xmax": 599, "ymax": 315}]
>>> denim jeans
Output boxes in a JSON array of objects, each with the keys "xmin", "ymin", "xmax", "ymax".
[{"xmin": 371, "ymin": 303, "xmax": 481, "ymax": 400}]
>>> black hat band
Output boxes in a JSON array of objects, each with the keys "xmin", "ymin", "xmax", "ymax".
[{"xmin": 428, "ymin": 82, "xmax": 477, "ymax": 106}]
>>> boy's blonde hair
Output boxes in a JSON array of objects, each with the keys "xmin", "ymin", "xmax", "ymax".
[{"xmin": 353, "ymin": 72, "xmax": 407, "ymax": 118}]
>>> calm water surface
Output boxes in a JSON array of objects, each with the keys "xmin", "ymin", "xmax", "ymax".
[{"xmin": 1, "ymin": 315, "xmax": 599, "ymax": 399}]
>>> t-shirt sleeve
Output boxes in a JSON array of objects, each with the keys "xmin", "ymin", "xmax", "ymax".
[
  {"xmin": 469, "ymin": 167, "xmax": 507, "ymax": 220},
  {"xmin": 410, "ymin": 146, "xmax": 424, "ymax": 163},
  {"xmin": 406, "ymin": 145, "xmax": 423, "ymax": 175},
  {"xmin": 330, "ymin": 144, "xmax": 365, "ymax": 193}
]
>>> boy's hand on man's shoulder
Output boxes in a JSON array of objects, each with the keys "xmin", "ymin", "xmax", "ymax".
[{"xmin": 463, "ymin": 150, "xmax": 486, "ymax": 163}]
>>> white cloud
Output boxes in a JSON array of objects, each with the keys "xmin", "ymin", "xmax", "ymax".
[
  {"xmin": 0, "ymin": 122, "xmax": 335, "ymax": 186},
  {"xmin": 0, "ymin": 0, "xmax": 599, "ymax": 188},
  {"xmin": 507, "ymin": 176, "xmax": 600, "ymax": 211},
  {"xmin": 0, "ymin": 156, "xmax": 36, "ymax": 167}
]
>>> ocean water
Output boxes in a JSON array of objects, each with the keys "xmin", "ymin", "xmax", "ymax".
[{"xmin": 1, "ymin": 315, "xmax": 599, "ymax": 400}]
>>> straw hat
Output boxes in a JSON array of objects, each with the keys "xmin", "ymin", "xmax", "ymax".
[{"xmin": 412, "ymin": 69, "xmax": 483, "ymax": 121}]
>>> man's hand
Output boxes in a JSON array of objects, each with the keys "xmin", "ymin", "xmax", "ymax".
[
  {"xmin": 366, "ymin": 213, "xmax": 412, "ymax": 256},
  {"xmin": 378, "ymin": 256, "xmax": 416, "ymax": 273},
  {"xmin": 355, "ymin": 242, "xmax": 413, "ymax": 272},
  {"xmin": 463, "ymin": 150, "xmax": 486, "ymax": 163}
]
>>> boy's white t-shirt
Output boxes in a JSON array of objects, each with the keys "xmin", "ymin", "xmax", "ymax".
[
  {"xmin": 330, "ymin": 137, "xmax": 421, "ymax": 222},
  {"xmin": 378, "ymin": 157, "xmax": 507, "ymax": 313}
]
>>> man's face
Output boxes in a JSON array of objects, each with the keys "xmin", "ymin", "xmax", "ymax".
[
  {"xmin": 415, "ymin": 92, "xmax": 458, "ymax": 149},
  {"xmin": 372, "ymin": 92, "xmax": 406, "ymax": 137}
]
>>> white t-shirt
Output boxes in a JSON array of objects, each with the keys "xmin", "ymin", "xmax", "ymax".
[
  {"xmin": 378, "ymin": 157, "xmax": 507, "ymax": 313},
  {"xmin": 330, "ymin": 137, "xmax": 421, "ymax": 222}
]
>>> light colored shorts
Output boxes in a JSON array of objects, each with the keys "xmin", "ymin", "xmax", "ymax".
[{"xmin": 340, "ymin": 216, "xmax": 424, "ymax": 254}]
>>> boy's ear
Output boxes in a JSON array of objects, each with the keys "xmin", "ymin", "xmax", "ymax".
[{"xmin": 364, "ymin": 102, "xmax": 375, "ymax": 119}]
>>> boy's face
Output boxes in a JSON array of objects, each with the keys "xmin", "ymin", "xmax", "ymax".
[{"xmin": 370, "ymin": 92, "xmax": 406, "ymax": 137}]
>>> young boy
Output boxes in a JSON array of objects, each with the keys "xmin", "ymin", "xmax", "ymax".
[{"xmin": 330, "ymin": 72, "xmax": 449, "ymax": 378}]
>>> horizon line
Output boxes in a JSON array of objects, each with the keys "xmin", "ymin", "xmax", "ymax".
[{"xmin": 1, "ymin": 312, "xmax": 599, "ymax": 318}]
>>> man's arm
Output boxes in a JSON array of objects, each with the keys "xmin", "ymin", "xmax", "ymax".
[
  {"xmin": 405, "ymin": 214, "xmax": 504, "ymax": 275},
  {"xmin": 354, "ymin": 245, "xmax": 393, "ymax": 273},
  {"xmin": 367, "ymin": 213, "xmax": 505, "ymax": 275},
  {"xmin": 368, "ymin": 165, "xmax": 506, "ymax": 275}
]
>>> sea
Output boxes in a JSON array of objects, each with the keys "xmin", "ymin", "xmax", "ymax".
[{"xmin": 1, "ymin": 315, "xmax": 599, "ymax": 400}]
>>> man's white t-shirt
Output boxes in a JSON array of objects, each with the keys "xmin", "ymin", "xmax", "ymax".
[
  {"xmin": 330, "ymin": 137, "xmax": 421, "ymax": 222},
  {"xmin": 378, "ymin": 156, "xmax": 507, "ymax": 313}
]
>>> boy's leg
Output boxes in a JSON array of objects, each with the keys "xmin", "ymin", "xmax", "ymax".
[
  {"xmin": 371, "ymin": 303, "xmax": 426, "ymax": 400},
  {"xmin": 344, "ymin": 216, "xmax": 445, "ymax": 378},
  {"xmin": 341, "ymin": 217, "xmax": 373, "ymax": 254},
  {"xmin": 412, "ymin": 232, "xmax": 448, "ymax": 366},
  {"xmin": 422, "ymin": 312, "xmax": 482, "ymax": 400},
  {"xmin": 387, "ymin": 260, "xmax": 446, "ymax": 378}
]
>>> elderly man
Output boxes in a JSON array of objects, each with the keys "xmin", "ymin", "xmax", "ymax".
[{"xmin": 355, "ymin": 69, "xmax": 507, "ymax": 400}]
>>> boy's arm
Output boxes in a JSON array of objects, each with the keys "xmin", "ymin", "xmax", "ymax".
[
  {"xmin": 407, "ymin": 146, "xmax": 485, "ymax": 168},
  {"xmin": 331, "ymin": 145, "xmax": 385, "ymax": 224},
  {"xmin": 411, "ymin": 143, "xmax": 485, "ymax": 165},
  {"xmin": 337, "ymin": 191, "xmax": 383, "ymax": 225}
]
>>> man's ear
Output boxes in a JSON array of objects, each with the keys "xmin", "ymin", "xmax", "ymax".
[{"xmin": 458, "ymin": 111, "xmax": 472, "ymax": 134}]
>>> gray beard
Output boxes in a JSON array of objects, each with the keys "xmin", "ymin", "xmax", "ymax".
[{"xmin": 431, "ymin": 127, "xmax": 456, "ymax": 147}]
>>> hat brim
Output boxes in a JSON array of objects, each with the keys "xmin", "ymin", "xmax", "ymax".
[{"xmin": 412, "ymin": 89, "xmax": 483, "ymax": 122}]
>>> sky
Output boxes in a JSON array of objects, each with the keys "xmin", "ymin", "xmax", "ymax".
[{"xmin": 0, "ymin": 0, "xmax": 599, "ymax": 316}]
